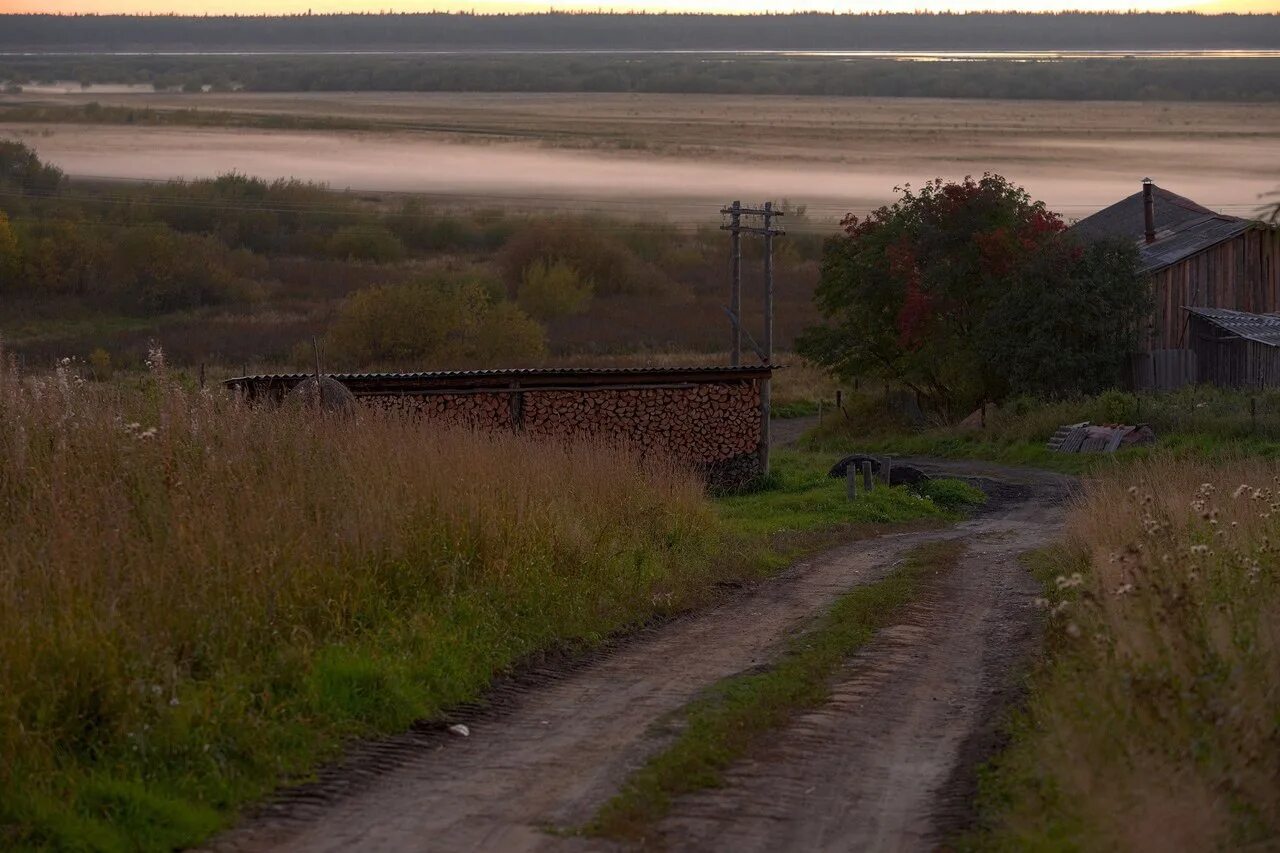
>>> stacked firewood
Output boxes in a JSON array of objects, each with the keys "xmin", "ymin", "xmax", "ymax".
[
  {"xmin": 362, "ymin": 392, "xmax": 512, "ymax": 430},
  {"xmin": 359, "ymin": 381, "xmax": 760, "ymax": 464},
  {"xmin": 522, "ymin": 384, "xmax": 759, "ymax": 462}
]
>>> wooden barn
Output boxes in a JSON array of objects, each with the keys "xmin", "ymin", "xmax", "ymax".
[{"xmin": 1073, "ymin": 179, "xmax": 1280, "ymax": 388}]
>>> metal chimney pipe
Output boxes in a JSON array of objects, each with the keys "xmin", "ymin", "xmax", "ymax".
[{"xmin": 1142, "ymin": 177, "xmax": 1156, "ymax": 244}]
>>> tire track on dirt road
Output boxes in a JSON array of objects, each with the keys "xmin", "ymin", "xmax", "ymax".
[{"xmin": 210, "ymin": 460, "xmax": 1070, "ymax": 853}]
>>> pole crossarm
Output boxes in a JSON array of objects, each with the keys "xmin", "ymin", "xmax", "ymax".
[
  {"xmin": 719, "ymin": 224, "xmax": 786, "ymax": 236},
  {"xmin": 720, "ymin": 206, "xmax": 786, "ymax": 217}
]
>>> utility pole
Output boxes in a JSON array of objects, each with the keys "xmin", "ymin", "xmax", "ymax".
[
  {"xmin": 761, "ymin": 201, "xmax": 775, "ymax": 467},
  {"xmin": 727, "ymin": 200, "xmax": 742, "ymax": 365},
  {"xmin": 720, "ymin": 200, "xmax": 785, "ymax": 476}
]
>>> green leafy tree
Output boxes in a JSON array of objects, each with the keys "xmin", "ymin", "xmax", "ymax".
[
  {"xmin": 0, "ymin": 141, "xmax": 63, "ymax": 195},
  {"xmin": 799, "ymin": 174, "xmax": 1146, "ymax": 416},
  {"xmin": 980, "ymin": 236, "xmax": 1148, "ymax": 397}
]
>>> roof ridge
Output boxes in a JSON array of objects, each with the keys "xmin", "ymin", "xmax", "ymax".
[{"xmin": 1152, "ymin": 185, "xmax": 1214, "ymax": 215}]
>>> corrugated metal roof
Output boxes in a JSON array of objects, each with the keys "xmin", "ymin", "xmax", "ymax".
[
  {"xmin": 1071, "ymin": 185, "xmax": 1215, "ymax": 244},
  {"xmin": 227, "ymin": 365, "xmax": 775, "ymax": 384},
  {"xmin": 224, "ymin": 364, "xmax": 777, "ymax": 395},
  {"xmin": 1186, "ymin": 306, "xmax": 1280, "ymax": 347},
  {"xmin": 1138, "ymin": 214, "xmax": 1253, "ymax": 274}
]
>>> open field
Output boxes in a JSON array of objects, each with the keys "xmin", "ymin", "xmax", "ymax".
[{"xmin": 4, "ymin": 93, "xmax": 1279, "ymax": 218}]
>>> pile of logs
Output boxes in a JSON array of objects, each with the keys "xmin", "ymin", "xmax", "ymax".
[
  {"xmin": 522, "ymin": 384, "xmax": 759, "ymax": 463},
  {"xmin": 358, "ymin": 380, "xmax": 761, "ymax": 466},
  {"xmin": 362, "ymin": 392, "xmax": 512, "ymax": 431}
]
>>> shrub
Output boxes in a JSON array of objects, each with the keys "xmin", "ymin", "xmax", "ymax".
[
  {"xmin": 517, "ymin": 258, "xmax": 594, "ymax": 319},
  {"xmin": 921, "ymin": 477, "xmax": 986, "ymax": 511},
  {"xmin": 325, "ymin": 224, "xmax": 406, "ymax": 263},
  {"xmin": 88, "ymin": 347, "xmax": 112, "ymax": 381},
  {"xmin": 327, "ymin": 273, "xmax": 546, "ymax": 367},
  {"xmin": 499, "ymin": 218, "xmax": 658, "ymax": 296}
]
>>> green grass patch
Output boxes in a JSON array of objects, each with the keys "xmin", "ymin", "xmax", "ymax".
[
  {"xmin": 800, "ymin": 384, "xmax": 1280, "ymax": 475},
  {"xmin": 718, "ymin": 449, "xmax": 984, "ymax": 539},
  {"xmin": 769, "ymin": 399, "xmax": 819, "ymax": 419},
  {"xmin": 585, "ymin": 539, "xmax": 968, "ymax": 842}
]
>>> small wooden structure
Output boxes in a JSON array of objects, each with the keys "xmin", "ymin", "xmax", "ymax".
[
  {"xmin": 1073, "ymin": 181, "xmax": 1280, "ymax": 389},
  {"xmin": 226, "ymin": 365, "xmax": 775, "ymax": 490},
  {"xmin": 1186, "ymin": 306, "xmax": 1280, "ymax": 389}
]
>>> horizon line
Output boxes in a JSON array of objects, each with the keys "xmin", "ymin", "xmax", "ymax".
[{"xmin": 5, "ymin": 7, "xmax": 1280, "ymax": 13}]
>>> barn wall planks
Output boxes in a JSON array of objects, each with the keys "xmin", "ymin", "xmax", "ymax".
[
  {"xmin": 1148, "ymin": 228, "xmax": 1280, "ymax": 351},
  {"xmin": 1189, "ymin": 314, "xmax": 1280, "ymax": 388}
]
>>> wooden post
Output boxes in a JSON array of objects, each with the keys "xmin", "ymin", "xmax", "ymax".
[
  {"xmin": 862, "ymin": 460, "xmax": 874, "ymax": 492},
  {"xmin": 729, "ymin": 200, "xmax": 742, "ymax": 367},
  {"xmin": 1252, "ymin": 397, "xmax": 1258, "ymax": 433},
  {"xmin": 884, "ymin": 456, "xmax": 892, "ymax": 488},
  {"xmin": 198, "ymin": 362, "xmax": 206, "ymax": 389},
  {"xmin": 846, "ymin": 464, "xmax": 858, "ymax": 500},
  {"xmin": 312, "ymin": 336, "xmax": 325, "ymax": 408}
]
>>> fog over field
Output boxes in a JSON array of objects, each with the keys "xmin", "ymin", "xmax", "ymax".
[{"xmin": 4, "ymin": 92, "xmax": 1279, "ymax": 220}]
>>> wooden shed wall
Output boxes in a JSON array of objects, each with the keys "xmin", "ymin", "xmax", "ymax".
[
  {"xmin": 1189, "ymin": 314, "xmax": 1280, "ymax": 388},
  {"xmin": 1147, "ymin": 228, "xmax": 1280, "ymax": 351}
]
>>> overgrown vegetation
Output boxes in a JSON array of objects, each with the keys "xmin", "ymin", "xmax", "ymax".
[
  {"xmin": 587, "ymin": 539, "xmax": 968, "ymax": 842},
  {"xmin": 0, "ymin": 142, "xmax": 823, "ymax": 367},
  {"xmin": 717, "ymin": 448, "xmax": 983, "ymax": 539},
  {"xmin": 968, "ymin": 460, "xmax": 1280, "ymax": 850},
  {"xmin": 0, "ymin": 354, "xmax": 721, "ymax": 850},
  {"xmin": 804, "ymin": 384, "xmax": 1280, "ymax": 472}
]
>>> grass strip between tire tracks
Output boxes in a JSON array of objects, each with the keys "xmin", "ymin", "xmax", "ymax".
[{"xmin": 584, "ymin": 538, "xmax": 968, "ymax": 842}]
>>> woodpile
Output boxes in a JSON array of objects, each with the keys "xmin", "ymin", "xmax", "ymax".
[
  {"xmin": 361, "ymin": 392, "xmax": 512, "ymax": 431},
  {"xmin": 522, "ymin": 383, "xmax": 759, "ymax": 463},
  {"xmin": 356, "ymin": 380, "xmax": 761, "ymax": 476}
]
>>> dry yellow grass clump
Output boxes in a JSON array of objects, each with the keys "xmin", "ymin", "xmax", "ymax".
[
  {"xmin": 0, "ymin": 353, "xmax": 717, "ymax": 849},
  {"xmin": 982, "ymin": 459, "xmax": 1280, "ymax": 851}
]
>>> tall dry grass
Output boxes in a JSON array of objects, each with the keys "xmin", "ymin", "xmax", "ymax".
[
  {"xmin": 0, "ymin": 353, "xmax": 717, "ymax": 849},
  {"xmin": 978, "ymin": 459, "xmax": 1280, "ymax": 851}
]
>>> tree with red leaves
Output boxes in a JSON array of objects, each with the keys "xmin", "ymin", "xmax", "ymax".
[{"xmin": 799, "ymin": 174, "xmax": 1146, "ymax": 417}]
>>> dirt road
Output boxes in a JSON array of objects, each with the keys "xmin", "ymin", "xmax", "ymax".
[{"xmin": 211, "ymin": 459, "xmax": 1070, "ymax": 853}]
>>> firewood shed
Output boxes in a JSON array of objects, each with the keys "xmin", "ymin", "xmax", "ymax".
[{"xmin": 226, "ymin": 365, "xmax": 776, "ymax": 490}]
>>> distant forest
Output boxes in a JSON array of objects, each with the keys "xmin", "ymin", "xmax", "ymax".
[
  {"xmin": 5, "ymin": 53, "xmax": 1280, "ymax": 102},
  {"xmin": 3, "ymin": 12, "xmax": 1280, "ymax": 52}
]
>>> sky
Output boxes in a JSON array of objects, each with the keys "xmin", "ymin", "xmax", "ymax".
[{"xmin": 4, "ymin": 0, "xmax": 1280, "ymax": 12}]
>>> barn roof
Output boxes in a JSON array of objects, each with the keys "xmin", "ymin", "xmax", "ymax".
[
  {"xmin": 1186, "ymin": 306, "xmax": 1280, "ymax": 347},
  {"xmin": 1070, "ymin": 183, "xmax": 1252, "ymax": 275},
  {"xmin": 1072, "ymin": 185, "xmax": 1216, "ymax": 244},
  {"xmin": 1137, "ymin": 214, "xmax": 1253, "ymax": 274}
]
